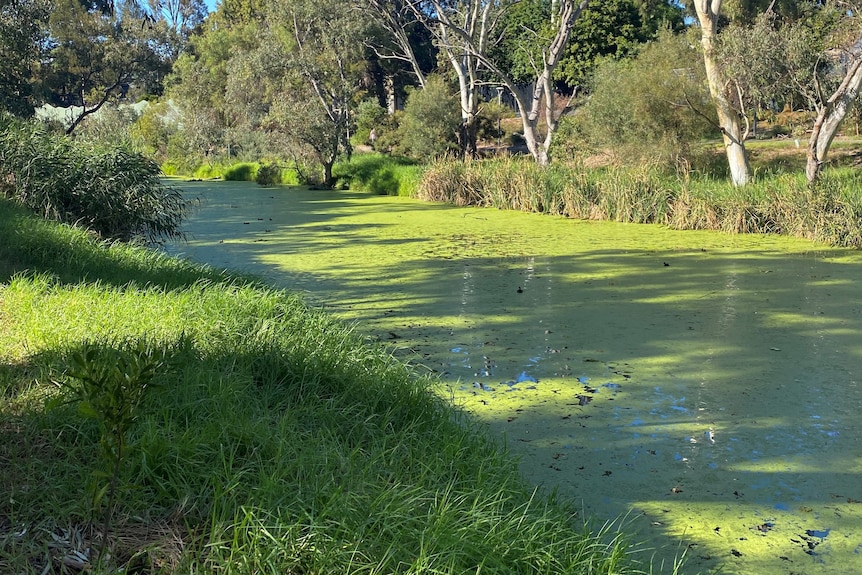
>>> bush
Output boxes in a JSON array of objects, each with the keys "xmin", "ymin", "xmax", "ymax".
[
  {"xmin": 351, "ymin": 98, "xmax": 388, "ymax": 148},
  {"xmin": 256, "ymin": 163, "xmax": 282, "ymax": 186},
  {"xmin": 0, "ymin": 113, "xmax": 187, "ymax": 243},
  {"xmin": 558, "ymin": 29, "xmax": 717, "ymax": 170},
  {"xmin": 223, "ymin": 162, "xmax": 259, "ymax": 182},
  {"xmin": 395, "ymin": 76, "xmax": 461, "ymax": 160},
  {"xmin": 333, "ymin": 153, "xmax": 421, "ymax": 195}
]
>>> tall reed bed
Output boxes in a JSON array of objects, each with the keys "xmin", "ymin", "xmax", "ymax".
[
  {"xmin": 0, "ymin": 199, "xmax": 651, "ymax": 574},
  {"xmin": 417, "ymin": 157, "xmax": 862, "ymax": 247}
]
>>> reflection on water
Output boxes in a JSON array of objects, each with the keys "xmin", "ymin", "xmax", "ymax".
[{"xmin": 165, "ymin": 181, "xmax": 862, "ymax": 575}]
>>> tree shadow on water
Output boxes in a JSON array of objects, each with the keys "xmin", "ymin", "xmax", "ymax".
[{"xmin": 165, "ymin": 182, "xmax": 862, "ymax": 574}]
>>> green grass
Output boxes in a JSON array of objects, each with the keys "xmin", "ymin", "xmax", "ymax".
[{"xmin": 0, "ymin": 198, "xmax": 659, "ymax": 574}]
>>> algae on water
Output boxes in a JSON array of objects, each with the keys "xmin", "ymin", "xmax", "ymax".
[{"xmin": 166, "ymin": 181, "xmax": 862, "ymax": 575}]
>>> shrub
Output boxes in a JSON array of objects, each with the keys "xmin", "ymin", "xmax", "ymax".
[
  {"xmin": 223, "ymin": 162, "xmax": 259, "ymax": 182},
  {"xmin": 395, "ymin": 76, "xmax": 460, "ymax": 160},
  {"xmin": 333, "ymin": 153, "xmax": 421, "ymax": 195},
  {"xmin": 0, "ymin": 113, "xmax": 187, "ymax": 243},
  {"xmin": 352, "ymin": 98, "xmax": 388, "ymax": 148},
  {"xmin": 558, "ymin": 29, "xmax": 716, "ymax": 170},
  {"xmin": 256, "ymin": 163, "xmax": 283, "ymax": 186}
]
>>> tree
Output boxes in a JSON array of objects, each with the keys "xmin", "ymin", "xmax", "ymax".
[
  {"xmin": 266, "ymin": 0, "xmax": 369, "ymax": 185},
  {"xmin": 423, "ymin": 0, "xmax": 589, "ymax": 165},
  {"xmin": 361, "ymin": 0, "xmax": 507, "ymax": 158},
  {"xmin": 44, "ymin": 0, "xmax": 173, "ymax": 134},
  {"xmin": 0, "ymin": 0, "xmax": 50, "ymax": 116},
  {"xmin": 802, "ymin": 2, "xmax": 862, "ymax": 183},
  {"xmin": 395, "ymin": 75, "xmax": 461, "ymax": 159},
  {"xmin": 555, "ymin": 0, "xmax": 684, "ymax": 88},
  {"xmin": 147, "ymin": 0, "xmax": 207, "ymax": 46},
  {"xmin": 693, "ymin": 0, "xmax": 752, "ymax": 186}
]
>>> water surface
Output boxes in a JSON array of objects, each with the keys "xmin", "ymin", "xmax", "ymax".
[{"xmin": 165, "ymin": 181, "xmax": 862, "ymax": 574}]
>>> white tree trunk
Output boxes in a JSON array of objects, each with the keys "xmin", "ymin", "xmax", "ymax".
[
  {"xmin": 806, "ymin": 55, "xmax": 862, "ymax": 183},
  {"xmin": 694, "ymin": 0, "xmax": 751, "ymax": 186},
  {"xmin": 509, "ymin": 0, "xmax": 588, "ymax": 165}
]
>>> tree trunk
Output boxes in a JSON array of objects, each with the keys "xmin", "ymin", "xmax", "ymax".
[
  {"xmin": 694, "ymin": 0, "xmax": 751, "ymax": 186},
  {"xmin": 806, "ymin": 55, "xmax": 862, "ymax": 184},
  {"xmin": 323, "ymin": 160, "xmax": 334, "ymax": 188},
  {"xmin": 512, "ymin": 0, "xmax": 587, "ymax": 165}
]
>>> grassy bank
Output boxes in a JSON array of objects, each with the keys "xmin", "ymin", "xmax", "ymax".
[
  {"xmin": 417, "ymin": 158, "xmax": 862, "ymax": 248},
  {"xmin": 0, "ymin": 199, "xmax": 656, "ymax": 574}
]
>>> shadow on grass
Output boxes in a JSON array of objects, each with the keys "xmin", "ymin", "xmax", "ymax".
[{"xmin": 158, "ymin": 179, "xmax": 862, "ymax": 575}]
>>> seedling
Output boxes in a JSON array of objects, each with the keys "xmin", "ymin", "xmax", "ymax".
[{"xmin": 52, "ymin": 339, "xmax": 166, "ymax": 562}]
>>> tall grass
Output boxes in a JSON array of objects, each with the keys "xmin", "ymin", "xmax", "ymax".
[
  {"xmin": 0, "ymin": 198, "xmax": 658, "ymax": 574},
  {"xmin": 418, "ymin": 157, "xmax": 862, "ymax": 248},
  {"xmin": 0, "ymin": 113, "xmax": 187, "ymax": 243}
]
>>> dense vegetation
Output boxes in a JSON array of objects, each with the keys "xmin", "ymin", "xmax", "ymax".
[
  {"xmin": 0, "ymin": 199, "xmax": 653, "ymax": 574},
  {"xmin": 0, "ymin": 113, "xmax": 187, "ymax": 243}
]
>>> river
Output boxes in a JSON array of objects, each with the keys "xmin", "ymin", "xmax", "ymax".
[{"xmin": 164, "ymin": 180, "xmax": 862, "ymax": 575}]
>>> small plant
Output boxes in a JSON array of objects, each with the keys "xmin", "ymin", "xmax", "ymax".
[{"xmin": 51, "ymin": 339, "xmax": 167, "ymax": 562}]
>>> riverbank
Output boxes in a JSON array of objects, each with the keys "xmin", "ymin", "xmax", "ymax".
[
  {"xmin": 161, "ymin": 180, "xmax": 862, "ymax": 575},
  {"xmin": 0, "ymin": 197, "xmax": 651, "ymax": 574}
]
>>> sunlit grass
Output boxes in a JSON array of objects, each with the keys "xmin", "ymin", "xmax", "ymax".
[{"xmin": 0, "ymin": 198, "xmax": 664, "ymax": 574}]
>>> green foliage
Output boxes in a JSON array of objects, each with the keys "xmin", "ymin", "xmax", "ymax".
[
  {"xmin": 493, "ymin": 0, "xmax": 685, "ymax": 88},
  {"xmin": 49, "ymin": 338, "xmax": 170, "ymax": 560},
  {"xmin": 351, "ymin": 98, "xmax": 388, "ymax": 147},
  {"xmin": 129, "ymin": 101, "xmax": 175, "ymax": 163},
  {"xmin": 223, "ymin": 162, "xmax": 260, "ymax": 182},
  {"xmin": 0, "ymin": 0, "xmax": 49, "ymax": 116},
  {"xmin": 476, "ymin": 100, "xmax": 512, "ymax": 143},
  {"xmin": 333, "ymin": 153, "xmax": 422, "ymax": 196},
  {"xmin": 45, "ymin": 0, "xmax": 174, "ymax": 134},
  {"xmin": 0, "ymin": 113, "xmax": 187, "ymax": 242},
  {"xmin": 559, "ymin": 29, "xmax": 716, "ymax": 169},
  {"xmin": 395, "ymin": 76, "xmax": 460, "ymax": 160},
  {"xmin": 256, "ymin": 163, "xmax": 283, "ymax": 186}
]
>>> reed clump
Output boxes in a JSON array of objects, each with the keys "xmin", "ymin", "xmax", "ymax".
[{"xmin": 416, "ymin": 157, "xmax": 862, "ymax": 248}]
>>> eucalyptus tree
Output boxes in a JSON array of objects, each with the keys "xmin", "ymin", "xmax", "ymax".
[
  {"xmin": 264, "ymin": 0, "xmax": 369, "ymax": 185},
  {"xmin": 0, "ymin": 0, "xmax": 50, "ymax": 116},
  {"xmin": 800, "ymin": 1, "xmax": 862, "ymax": 183},
  {"xmin": 693, "ymin": 0, "xmax": 752, "ymax": 186},
  {"xmin": 361, "ymin": 0, "xmax": 515, "ymax": 158},
  {"xmin": 165, "ymin": 4, "xmax": 264, "ymax": 161},
  {"xmin": 412, "ymin": 0, "xmax": 589, "ymax": 165},
  {"xmin": 147, "ymin": 0, "xmax": 207, "ymax": 45},
  {"xmin": 707, "ymin": 1, "xmax": 862, "ymax": 183},
  {"xmin": 44, "ymin": 0, "xmax": 174, "ymax": 134}
]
